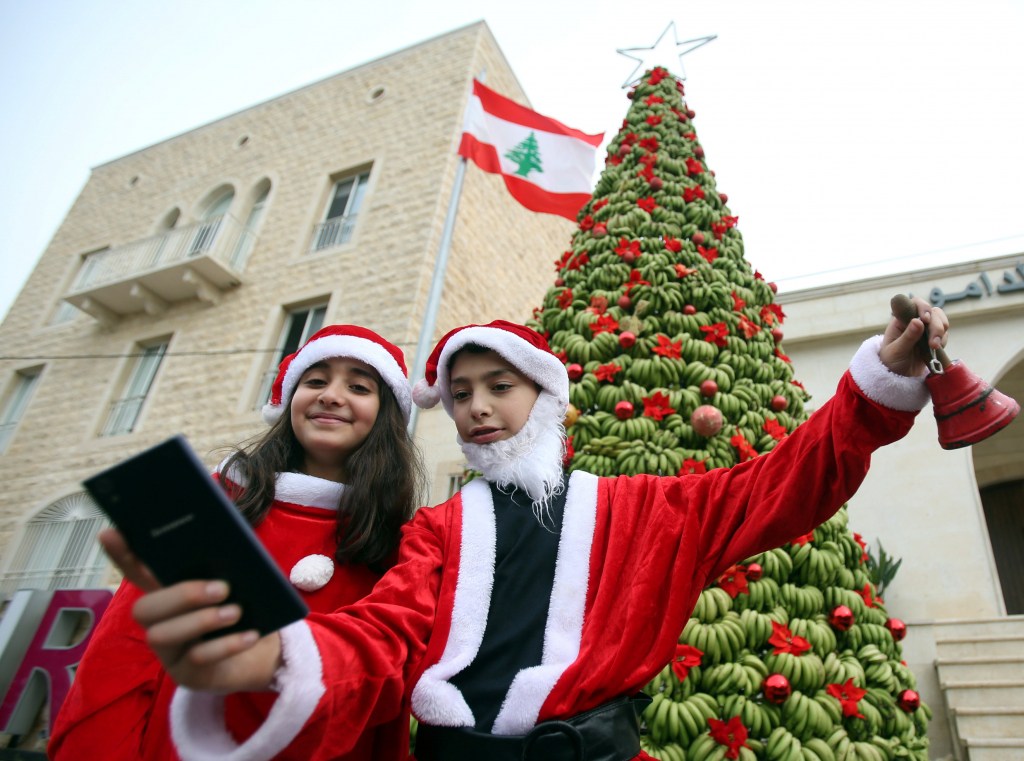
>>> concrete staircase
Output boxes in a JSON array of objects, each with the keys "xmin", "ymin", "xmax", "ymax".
[{"xmin": 934, "ymin": 616, "xmax": 1024, "ymax": 760}]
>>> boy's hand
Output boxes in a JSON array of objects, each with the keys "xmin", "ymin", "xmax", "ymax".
[
  {"xmin": 99, "ymin": 528, "xmax": 282, "ymax": 693},
  {"xmin": 879, "ymin": 295, "xmax": 949, "ymax": 377}
]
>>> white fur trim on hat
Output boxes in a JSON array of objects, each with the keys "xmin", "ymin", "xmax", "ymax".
[
  {"xmin": 849, "ymin": 335, "xmax": 930, "ymax": 412},
  {"xmin": 268, "ymin": 334, "xmax": 412, "ymax": 422},
  {"xmin": 433, "ymin": 326, "xmax": 569, "ymax": 417}
]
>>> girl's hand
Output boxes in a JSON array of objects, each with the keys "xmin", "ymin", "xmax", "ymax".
[
  {"xmin": 99, "ymin": 529, "xmax": 282, "ymax": 693},
  {"xmin": 879, "ymin": 296, "xmax": 949, "ymax": 377}
]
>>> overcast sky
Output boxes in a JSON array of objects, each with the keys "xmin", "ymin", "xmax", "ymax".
[{"xmin": 2, "ymin": 0, "xmax": 1023, "ymax": 322}]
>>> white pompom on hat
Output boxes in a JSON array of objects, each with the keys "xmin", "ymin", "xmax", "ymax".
[
  {"xmin": 412, "ymin": 320, "xmax": 569, "ymax": 417},
  {"xmin": 262, "ymin": 325, "xmax": 412, "ymax": 424}
]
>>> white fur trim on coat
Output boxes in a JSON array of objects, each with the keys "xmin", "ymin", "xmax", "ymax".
[
  {"xmin": 411, "ymin": 479, "xmax": 496, "ymax": 727},
  {"xmin": 170, "ymin": 621, "xmax": 324, "ymax": 761},
  {"xmin": 849, "ymin": 335, "xmax": 930, "ymax": 412},
  {"xmin": 492, "ymin": 471, "xmax": 598, "ymax": 734}
]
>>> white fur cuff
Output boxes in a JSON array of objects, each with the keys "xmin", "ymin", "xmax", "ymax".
[
  {"xmin": 170, "ymin": 621, "xmax": 325, "ymax": 761},
  {"xmin": 849, "ymin": 335, "xmax": 930, "ymax": 412}
]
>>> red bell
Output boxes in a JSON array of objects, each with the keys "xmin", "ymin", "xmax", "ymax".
[
  {"xmin": 891, "ymin": 295, "xmax": 1020, "ymax": 450},
  {"xmin": 927, "ymin": 360, "xmax": 1020, "ymax": 450}
]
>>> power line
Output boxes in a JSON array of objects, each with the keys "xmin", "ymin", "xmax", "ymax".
[{"xmin": 1, "ymin": 342, "xmax": 420, "ymax": 362}]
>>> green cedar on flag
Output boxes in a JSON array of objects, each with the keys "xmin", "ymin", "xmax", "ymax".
[{"xmin": 459, "ymin": 79, "xmax": 604, "ymax": 221}]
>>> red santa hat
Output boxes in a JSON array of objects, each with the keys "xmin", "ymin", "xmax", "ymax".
[
  {"xmin": 412, "ymin": 320, "xmax": 569, "ymax": 416},
  {"xmin": 262, "ymin": 325, "xmax": 411, "ymax": 424}
]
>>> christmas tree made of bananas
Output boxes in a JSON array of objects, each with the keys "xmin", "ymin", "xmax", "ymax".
[{"xmin": 526, "ymin": 67, "xmax": 931, "ymax": 761}]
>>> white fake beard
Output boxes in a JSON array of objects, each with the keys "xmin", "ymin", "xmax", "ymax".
[{"xmin": 459, "ymin": 390, "xmax": 567, "ymax": 524}]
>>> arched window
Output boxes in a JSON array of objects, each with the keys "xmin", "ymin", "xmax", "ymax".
[
  {"xmin": 0, "ymin": 493, "xmax": 110, "ymax": 599},
  {"xmin": 230, "ymin": 181, "xmax": 271, "ymax": 270},
  {"xmin": 189, "ymin": 189, "xmax": 235, "ymax": 255}
]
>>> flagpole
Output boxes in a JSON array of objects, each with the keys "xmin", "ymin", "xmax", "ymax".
[{"xmin": 408, "ymin": 73, "xmax": 484, "ymax": 436}]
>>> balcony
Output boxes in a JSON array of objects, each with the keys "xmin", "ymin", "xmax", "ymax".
[{"xmin": 63, "ymin": 214, "xmax": 255, "ymax": 325}]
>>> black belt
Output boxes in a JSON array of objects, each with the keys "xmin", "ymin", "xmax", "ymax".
[{"xmin": 414, "ymin": 694, "xmax": 652, "ymax": 761}]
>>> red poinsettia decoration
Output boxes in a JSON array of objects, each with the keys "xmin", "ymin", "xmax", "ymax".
[
  {"xmin": 775, "ymin": 346, "xmax": 791, "ymax": 363},
  {"xmin": 760, "ymin": 303, "xmax": 786, "ymax": 325},
  {"xmin": 607, "ymin": 153, "xmax": 623, "ymax": 166},
  {"xmin": 671, "ymin": 643, "xmax": 704, "ymax": 681},
  {"xmin": 579, "ymin": 215, "xmax": 594, "ymax": 231},
  {"xmin": 675, "ymin": 263, "xmax": 697, "ymax": 279},
  {"xmin": 730, "ymin": 431, "xmax": 757, "ymax": 463},
  {"xmin": 737, "ymin": 315, "xmax": 761, "ymax": 339},
  {"xmin": 683, "ymin": 186, "xmax": 705, "ymax": 202},
  {"xmin": 557, "ymin": 289, "xmax": 573, "ymax": 310},
  {"xmin": 791, "ymin": 531, "xmax": 814, "ymax": 546},
  {"xmin": 700, "ymin": 322, "xmax": 729, "ymax": 347},
  {"xmin": 858, "ymin": 584, "xmax": 882, "ymax": 608},
  {"xmin": 642, "ymin": 392, "xmax": 676, "ymax": 421},
  {"xmin": 562, "ymin": 251, "xmax": 589, "ymax": 272},
  {"xmin": 624, "ymin": 269, "xmax": 651, "ymax": 295},
  {"xmin": 590, "ymin": 314, "xmax": 620, "ymax": 336},
  {"xmin": 685, "ymin": 158, "xmax": 703, "ymax": 175},
  {"xmin": 718, "ymin": 565, "xmax": 750, "ymax": 598},
  {"xmin": 768, "ymin": 621, "xmax": 812, "ymax": 656},
  {"xmin": 853, "ymin": 533, "xmax": 870, "ymax": 563},
  {"xmin": 711, "ymin": 222, "xmax": 728, "ymax": 240},
  {"xmin": 637, "ymin": 164, "xmax": 655, "ymax": 182},
  {"xmin": 615, "ymin": 238, "xmax": 642, "ymax": 261},
  {"xmin": 646, "ymin": 114, "xmax": 662, "ymax": 126},
  {"xmin": 645, "ymin": 94, "xmax": 664, "ymax": 106},
  {"xmin": 594, "ymin": 363, "xmax": 621, "ymax": 383},
  {"xmin": 683, "ymin": 131, "xmax": 697, "ymax": 140},
  {"xmin": 731, "ymin": 291, "xmax": 746, "ymax": 311},
  {"xmin": 651, "ymin": 335, "xmax": 682, "ymax": 359},
  {"xmin": 639, "ymin": 137, "xmax": 659, "ymax": 153},
  {"xmin": 588, "ymin": 295, "xmax": 608, "ymax": 314},
  {"xmin": 621, "ymin": 132, "xmax": 639, "ymax": 147},
  {"xmin": 763, "ymin": 419, "xmax": 788, "ymax": 441},
  {"xmin": 679, "ymin": 458, "xmax": 707, "ymax": 475},
  {"xmin": 827, "ymin": 679, "xmax": 867, "ymax": 719},
  {"xmin": 664, "ymin": 236, "xmax": 682, "ymax": 253},
  {"xmin": 707, "ymin": 716, "xmax": 749, "ymax": 760},
  {"xmin": 593, "ymin": 198, "xmax": 608, "ymax": 211},
  {"xmin": 648, "ymin": 67, "xmax": 668, "ymax": 85},
  {"xmin": 697, "ymin": 244, "xmax": 718, "ymax": 264},
  {"xmin": 637, "ymin": 197, "xmax": 657, "ymax": 213},
  {"xmin": 722, "ymin": 215, "xmax": 739, "ymax": 229}
]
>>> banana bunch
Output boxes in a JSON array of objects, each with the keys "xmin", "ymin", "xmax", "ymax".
[
  {"xmin": 626, "ymin": 355, "xmax": 684, "ymax": 389},
  {"xmin": 744, "ymin": 548, "xmax": 794, "ymax": 585},
  {"xmin": 692, "ymin": 586, "xmax": 733, "ymax": 623},
  {"xmin": 763, "ymin": 652, "xmax": 826, "ymax": 694},
  {"xmin": 781, "ymin": 690, "xmax": 835, "ymax": 742},
  {"xmin": 823, "ymin": 651, "xmax": 867, "ymax": 687},
  {"xmin": 566, "ymin": 411, "xmax": 602, "ymax": 448},
  {"xmin": 764, "ymin": 726, "xmax": 803, "ymax": 761},
  {"xmin": 615, "ymin": 439, "xmax": 687, "ymax": 476},
  {"xmin": 639, "ymin": 735, "xmax": 688, "ymax": 761},
  {"xmin": 605, "ymin": 413, "xmax": 659, "ymax": 442},
  {"xmin": 779, "ymin": 584, "xmax": 825, "ymax": 620},
  {"xmin": 680, "ymin": 612, "xmax": 745, "ymax": 665},
  {"xmin": 568, "ymin": 375, "xmax": 598, "ymax": 412},
  {"xmin": 790, "ymin": 542, "xmax": 842, "ymax": 589},
  {"xmin": 719, "ymin": 693, "xmax": 779, "ymax": 740},
  {"xmin": 845, "ymin": 625, "xmax": 898, "ymax": 660},
  {"xmin": 738, "ymin": 608, "xmax": 774, "ymax": 649},
  {"xmin": 733, "ymin": 577, "xmax": 781, "ymax": 614},
  {"xmin": 644, "ymin": 690, "xmax": 718, "ymax": 748},
  {"xmin": 645, "ymin": 662, "xmax": 696, "ymax": 702},
  {"xmin": 786, "ymin": 617, "xmax": 838, "ymax": 658}
]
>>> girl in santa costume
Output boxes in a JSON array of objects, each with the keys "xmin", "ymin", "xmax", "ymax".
[
  {"xmin": 49, "ymin": 325, "xmax": 423, "ymax": 761},
  {"xmin": 104, "ymin": 298, "xmax": 948, "ymax": 761}
]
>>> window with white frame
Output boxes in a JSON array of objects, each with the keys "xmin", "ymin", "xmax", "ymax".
[
  {"xmin": 0, "ymin": 492, "xmax": 110, "ymax": 599},
  {"xmin": 0, "ymin": 367, "xmax": 43, "ymax": 454},
  {"xmin": 230, "ymin": 182, "xmax": 271, "ymax": 270},
  {"xmin": 254, "ymin": 303, "xmax": 328, "ymax": 409},
  {"xmin": 311, "ymin": 170, "xmax": 370, "ymax": 251},
  {"xmin": 101, "ymin": 340, "xmax": 168, "ymax": 436}
]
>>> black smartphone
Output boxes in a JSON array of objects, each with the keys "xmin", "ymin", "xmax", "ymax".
[{"xmin": 83, "ymin": 434, "xmax": 308, "ymax": 636}]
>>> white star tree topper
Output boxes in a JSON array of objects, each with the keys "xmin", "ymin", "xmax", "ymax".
[{"xmin": 617, "ymin": 22, "xmax": 717, "ymax": 88}]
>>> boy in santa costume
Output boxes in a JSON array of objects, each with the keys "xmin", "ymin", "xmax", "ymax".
[{"xmin": 109, "ymin": 298, "xmax": 947, "ymax": 761}]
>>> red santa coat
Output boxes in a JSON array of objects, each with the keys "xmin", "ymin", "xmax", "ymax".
[
  {"xmin": 172, "ymin": 341, "xmax": 928, "ymax": 761},
  {"xmin": 49, "ymin": 470, "xmax": 409, "ymax": 761}
]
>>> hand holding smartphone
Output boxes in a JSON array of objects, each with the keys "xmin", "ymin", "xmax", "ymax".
[{"xmin": 84, "ymin": 435, "xmax": 308, "ymax": 636}]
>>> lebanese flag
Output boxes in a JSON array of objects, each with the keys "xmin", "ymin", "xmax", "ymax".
[{"xmin": 458, "ymin": 80, "xmax": 604, "ymax": 221}]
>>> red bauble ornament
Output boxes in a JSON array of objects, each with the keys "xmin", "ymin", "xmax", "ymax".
[
  {"xmin": 683, "ymin": 304, "xmax": 697, "ymax": 315},
  {"xmin": 618, "ymin": 143, "xmax": 632, "ymax": 157},
  {"xmin": 691, "ymin": 405, "xmax": 724, "ymax": 438},
  {"xmin": 886, "ymin": 618, "xmax": 908, "ymax": 642},
  {"xmin": 769, "ymin": 281, "xmax": 778, "ymax": 294},
  {"xmin": 771, "ymin": 327, "xmax": 784, "ymax": 343},
  {"xmin": 554, "ymin": 277, "xmax": 565, "ymax": 287},
  {"xmin": 649, "ymin": 176, "xmax": 663, "ymax": 191},
  {"xmin": 897, "ymin": 690, "xmax": 920, "ymax": 712},
  {"xmin": 699, "ymin": 379, "xmax": 719, "ymax": 398},
  {"xmin": 621, "ymin": 251, "xmax": 636, "ymax": 265},
  {"xmin": 564, "ymin": 403, "xmax": 580, "ymax": 428},
  {"xmin": 686, "ymin": 109, "xmax": 696, "ymax": 119},
  {"xmin": 617, "ymin": 294, "xmax": 632, "ymax": 310},
  {"xmin": 567, "ymin": 363, "xmax": 584, "ymax": 382},
  {"xmin": 764, "ymin": 674, "xmax": 791, "ymax": 704},
  {"xmin": 592, "ymin": 222, "xmax": 607, "ymax": 238},
  {"xmin": 694, "ymin": 146, "xmax": 705, "ymax": 158},
  {"xmin": 770, "ymin": 395, "xmax": 789, "ymax": 412},
  {"xmin": 692, "ymin": 231, "xmax": 706, "ymax": 245},
  {"xmin": 829, "ymin": 605, "xmax": 855, "ymax": 631},
  {"xmin": 719, "ymin": 193, "xmax": 729, "ymax": 204},
  {"xmin": 615, "ymin": 400, "xmax": 634, "ymax": 420},
  {"xmin": 746, "ymin": 562, "xmax": 763, "ymax": 581},
  {"xmin": 619, "ymin": 331, "xmax": 637, "ymax": 349}
]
